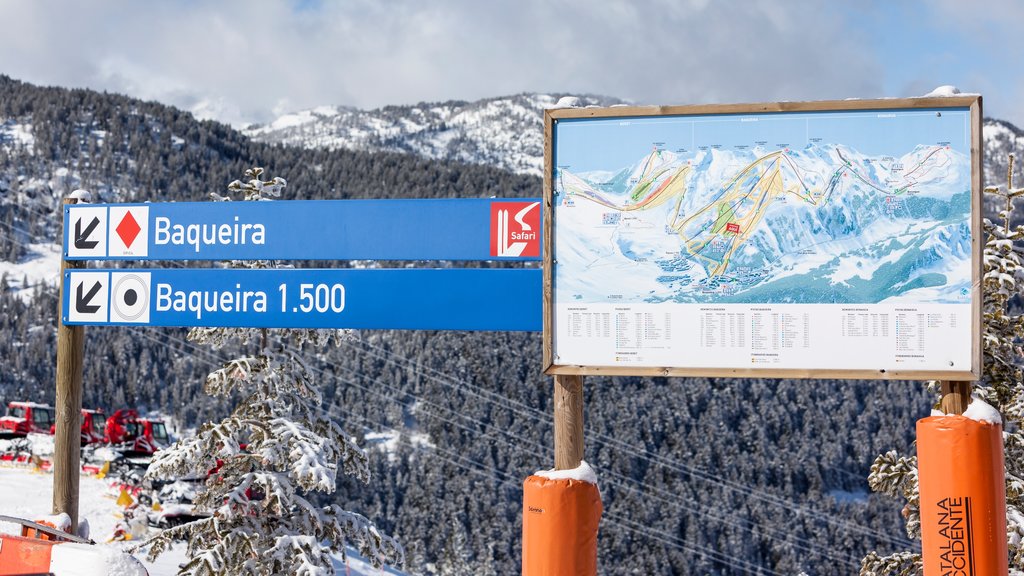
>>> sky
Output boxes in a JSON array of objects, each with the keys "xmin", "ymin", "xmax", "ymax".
[{"xmin": 0, "ymin": 0, "xmax": 1019, "ymax": 128}]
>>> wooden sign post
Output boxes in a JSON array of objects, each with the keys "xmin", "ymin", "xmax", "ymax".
[
  {"xmin": 554, "ymin": 374, "xmax": 584, "ymax": 470},
  {"xmin": 939, "ymin": 380, "xmax": 972, "ymax": 415},
  {"xmin": 53, "ymin": 197, "xmax": 85, "ymax": 531}
]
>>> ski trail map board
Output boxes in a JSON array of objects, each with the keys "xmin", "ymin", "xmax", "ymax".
[{"xmin": 543, "ymin": 97, "xmax": 983, "ymax": 380}]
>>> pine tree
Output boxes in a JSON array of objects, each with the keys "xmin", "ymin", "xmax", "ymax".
[
  {"xmin": 137, "ymin": 168, "xmax": 403, "ymax": 575},
  {"xmin": 862, "ymin": 155, "xmax": 1024, "ymax": 575}
]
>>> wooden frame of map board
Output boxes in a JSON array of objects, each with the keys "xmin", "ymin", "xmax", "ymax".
[{"xmin": 542, "ymin": 96, "xmax": 983, "ymax": 380}]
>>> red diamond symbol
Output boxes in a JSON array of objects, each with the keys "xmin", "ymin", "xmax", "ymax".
[{"xmin": 116, "ymin": 211, "xmax": 142, "ymax": 248}]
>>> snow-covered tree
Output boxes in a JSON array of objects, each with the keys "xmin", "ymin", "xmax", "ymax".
[
  {"xmin": 137, "ymin": 168, "xmax": 403, "ymax": 575},
  {"xmin": 862, "ymin": 155, "xmax": 1024, "ymax": 575}
]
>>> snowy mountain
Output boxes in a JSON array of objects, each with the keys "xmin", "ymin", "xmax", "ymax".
[
  {"xmin": 248, "ymin": 93, "xmax": 1024, "ymax": 201},
  {"xmin": 243, "ymin": 93, "xmax": 625, "ymax": 176},
  {"xmin": 984, "ymin": 117, "xmax": 1024, "ymax": 188}
]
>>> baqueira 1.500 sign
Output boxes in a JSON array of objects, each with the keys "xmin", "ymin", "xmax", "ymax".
[
  {"xmin": 543, "ymin": 96, "xmax": 983, "ymax": 380},
  {"xmin": 60, "ymin": 198, "xmax": 546, "ymax": 332}
]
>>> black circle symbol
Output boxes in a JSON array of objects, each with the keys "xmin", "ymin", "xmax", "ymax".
[{"xmin": 112, "ymin": 273, "xmax": 149, "ymax": 322}]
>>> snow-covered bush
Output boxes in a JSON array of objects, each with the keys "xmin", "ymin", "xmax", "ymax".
[
  {"xmin": 862, "ymin": 155, "xmax": 1024, "ymax": 575},
  {"xmin": 138, "ymin": 168, "xmax": 403, "ymax": 575}
]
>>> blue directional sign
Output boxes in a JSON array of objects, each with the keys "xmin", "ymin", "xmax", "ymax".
[
  {"xmin": 62, "ymin": 268, "xmax": 542, "ymax": 332},
  {"xmin": 63, "ymin": 199, "xmax": 543, "ymax": 262}
]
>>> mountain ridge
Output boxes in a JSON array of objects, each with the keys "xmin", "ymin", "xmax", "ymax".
[
  {"xmin": 243, "ymin": 93, "xmax": 626, "ymax": 177},
  {"xmin": 247, "ymin": 93, "xmax": 1024, "ymax": 196}
]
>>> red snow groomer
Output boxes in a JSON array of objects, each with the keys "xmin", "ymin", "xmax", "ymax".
[
  {"xmin": 104, "ymin": 409, "xmax": 169, "ymax": 457},
  {"xmin": 48, "ymin": 408, "xmax": 107, "ymax": 445},
  {"xmin": 79, "ymin": 409, "xmax": 107, "ymax": 445},
  {"xmin": 0, "ymin": 402, "xmax": 55, "ymax": 438}
]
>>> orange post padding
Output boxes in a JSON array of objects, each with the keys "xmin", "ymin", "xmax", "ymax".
[
  {"xmin": 0, "ymin": 534, "xmax": 58, "ymax": 574},
  {"xmin": 21, "ymin": 519, "xmax": 59, "ymax": 541},
  {"xmin": 917, "ymin": 415, "xmax": 1008, "ymax": 576},
  {"xmin": 522, "ymin": 475, "xmax": 602, "ymax": 576}
]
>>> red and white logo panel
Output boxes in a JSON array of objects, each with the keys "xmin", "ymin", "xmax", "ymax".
[
  {"xmin": 108, "ymin": 206, "xmax": 149, "ymax": 258},
  {"xmin": 490, "ymin": 201, "xmax": 540, "ymax": 257}
]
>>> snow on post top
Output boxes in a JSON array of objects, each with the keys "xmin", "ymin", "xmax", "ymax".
[
  {"xmin": 551, "ymin": 96, "xmax": 583, "ymax": 109},
  {"xmin": 535, "ymin": 459, "xmax": 599, "ymax": 485},
  {"xmin": 930, "ymin": 396, "xmax": 1003, "ymax": 425},
  {"xmin": 963, "ymin": 397, "xmax": 1003, "ymax": 425},
  {"xmin": 68, "ymin": 189, "xmax": 92, "ymax": 203},
  {"xmin": 922, "ymin": 85, "xmax": 974, "ymax": 98}
]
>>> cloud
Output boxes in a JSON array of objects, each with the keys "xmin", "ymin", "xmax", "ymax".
[{"xmin": 0, "ymin": 0, "xmax": 976, "ymax": 126}]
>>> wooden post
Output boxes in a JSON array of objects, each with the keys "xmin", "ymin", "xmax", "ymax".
[
  {"xmin": 53, "ymin": 197, "xmax": 85, "ymax": 531},
  {"xmin": 939, "ymin": 380, "xmax": 973, "ymax": 415},
  {"xmin": 554, "ymin": 374, "xmax": 584, "ymax": 470}
]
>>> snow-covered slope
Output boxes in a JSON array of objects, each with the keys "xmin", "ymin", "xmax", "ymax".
[
  {"xmin": 243, "ymin": 93, "xmax": 624, "ymax": 177},
  {"xmin": 245, "ymin": 91, "xmax": 1024, "ymax": 194},
  {"xmin": 0, "ymin": 467, "xmax": 407, "ymax": 576},
  {"xmin": 984, "ymin": 118, "xmax": 1024, "ymax": 186}
]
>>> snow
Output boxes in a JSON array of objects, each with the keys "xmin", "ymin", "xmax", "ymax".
[
  {"xmin": 0, "ymin": 467, "xmax": 408, "ymax": 575},
  {"xmin": 923, "ymin": 85, "xmax": 961, "ymax": 97},
  {"xmin": 68, "ymin": 189, "xmax": 92, "ymax": 202},
  {"xmin": 35, "ymin": 511, "xmax": 72, "ymax": 532},
  {"xmin": 269, "ymin": 111, "xmax": 321, "ymax": 131},
  {"xmin": 921, "ymin": 85, "xmax": 980, "ymax": 98},
  {"xmin": 313, "ymin": 105, "xmax": 340, "ymax": 117},
  {"xmin": 535, "ymin": 459, "xmax": 599, "ymax": 485},
  {"xmin": 964, "ymin": 396, "xmax": 1003, "ymax": 425},
  {"xmin": 0, "ymin": 121, "xmax": 34, "ymax": 152},
  {"xmin": 27, "ymin": 433, "xmax": 54, "ymax": 456},
  {"xmin": 551, "ymin": 96, "xmax": 582, "ymax": 109},
  {"xmin": 827, "ymin": 488, "xmax": 869, "ymax": 504},
  {"xmin": 929, "ymin": 396, "xmax": 1003, "ymax": 425},
  {"xmin": 10, "ymin": 401, "xmax": 53, "ymax": 409},
  {"xmin": 245, "ymin": 93, "xmax": 621, "ymax": 177},
  {"xmin": 91, "ymin": 446, "xmax": 121, "ymax": 462},
  {"xmin": 364, "ymin": 429, "xmax": 434, "ymax": 461},
  {"xmin": 49, "ymin": 542, "xmax": 148, "ymax": 576},
  {"xmin": 0, "ymin": 241, "xmax": 64, "ymax": 302}
]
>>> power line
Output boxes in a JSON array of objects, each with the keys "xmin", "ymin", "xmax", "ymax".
[
  {"xmin": 127, "ymin": 326, "xmax": 870, "ymax": 568},
  {"xmin": 332, "ymin": 400, "xmax": 786, "ymax": 576},
  {"xmin": 319, "ymin": 353, "xmax": 863, "ymax": 567},
  {"xmin": 340, "ymin": 336, "xmax": 911, "ymax": 549},
  {"xmin": 130, "ymin": 326, "xmax": 786, "ymax": 574}
]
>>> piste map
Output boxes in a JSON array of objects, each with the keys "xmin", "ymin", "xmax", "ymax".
[{"xmin": 553, "ymin": 108, "xmax": 973, "ymax": 306}]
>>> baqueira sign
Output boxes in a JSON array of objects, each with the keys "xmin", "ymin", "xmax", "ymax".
[
  {"xmin": 62, "ymin": 268, "xmax": 541, "ymax": 332},
  {"xmin": 64, "ymin": 198, "xmax": 543, "ymax": 262},
  {"xmin": 543, "ymin": 96, "xmax": 983, "ymax": 380}
]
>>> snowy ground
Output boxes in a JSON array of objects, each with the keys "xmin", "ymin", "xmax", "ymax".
[
  {"xmin": 0, "ymin": 240, "xmax": 63, "ymax": 302},
  {"xmin": 0, "ymin": 466, "xmax": 406, "ymax": 575}
]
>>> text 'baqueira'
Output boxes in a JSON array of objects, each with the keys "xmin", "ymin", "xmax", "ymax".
[{"xmin": 153, "ymin": 216, "xmax": 265, "ymax": 253}]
